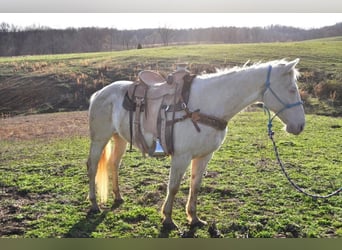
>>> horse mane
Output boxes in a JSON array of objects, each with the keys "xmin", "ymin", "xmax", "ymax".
[{"xmin": 198, "ymin": 59, "xmax": 300, "ymax": 80}]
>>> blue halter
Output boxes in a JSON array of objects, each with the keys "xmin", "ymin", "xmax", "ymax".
[{"xmin": 263, "ymin": 65, "xmax": 303, "ymax": 136}]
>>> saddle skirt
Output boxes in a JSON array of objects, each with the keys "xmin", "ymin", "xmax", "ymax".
[{"xmin": 123, "ymin": 68, "xmax": 195, "ymax": 155}]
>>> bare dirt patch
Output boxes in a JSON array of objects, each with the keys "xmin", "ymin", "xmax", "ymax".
[
  {"xmin": 0, "ymin": 111, "xmax": 89, "ymax": 237},
  {"xmin": 0, "ymin": 186, "xmax": 39, "ymax": 237},
  {"xmin": 0, "ymin": 111, "xmax": 89, "ymax": 141}
]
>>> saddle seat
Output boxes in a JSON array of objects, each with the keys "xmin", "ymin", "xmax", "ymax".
[
  {"xmin": 138, "ymin": 70, "xmax": 166, "ymax": 86},
  {"xmin": 124, "ymin": 68, "xmax": 194, "ymax": 156},
  {"xmin": 128, "ymin": 70, "xmax": 176, "ymax": 100}
]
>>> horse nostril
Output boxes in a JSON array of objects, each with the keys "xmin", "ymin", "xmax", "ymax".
[{"xmin": 299, "ymin": 124, "xmax": 304, "ymax": 132}]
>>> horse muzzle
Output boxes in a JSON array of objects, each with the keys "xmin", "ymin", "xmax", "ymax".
[{"xmin": 286, "ymin": 122, "xmax": 305, "ymax": 135}]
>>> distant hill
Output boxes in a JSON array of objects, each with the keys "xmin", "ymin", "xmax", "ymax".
[
  {"xmin": 0, "ymin": 38, "xmax": 341, "ymax": 116},
  {"xmin": 0, "ymin": 22, "xmax": 341, "ymax": 56}
]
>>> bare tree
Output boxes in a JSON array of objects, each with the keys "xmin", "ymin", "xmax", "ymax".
[{"xmin": 158, "ymin": 25, "xmax": 173, "ymax": 46}]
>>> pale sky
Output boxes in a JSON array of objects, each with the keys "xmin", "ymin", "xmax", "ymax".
[{"xmin": 1, "ymin": 13, "xmax": 341, "ymax": 30}]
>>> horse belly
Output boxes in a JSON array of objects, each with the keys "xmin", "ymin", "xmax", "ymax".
[{"xmin": 173, "ymin": 121, "xmax": 227, "ymax": 158}]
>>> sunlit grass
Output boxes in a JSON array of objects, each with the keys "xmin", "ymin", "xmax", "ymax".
[{"xmin": 0, "ymin": 111, "xmax": 341, "ymax": 238}]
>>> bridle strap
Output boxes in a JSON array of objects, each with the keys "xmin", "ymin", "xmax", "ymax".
[{"xmin": 263, "ymin": 65, "xmax": 303, "ymax": 135}]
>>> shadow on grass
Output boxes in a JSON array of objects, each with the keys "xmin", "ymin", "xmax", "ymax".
[
  {"xmin": 64, "ymin": 210, "xmax": 108, "ymax": 238},
  {"xmin": 64, "ymin": 200, "xmax": 124, "ymax": 238},
  {"xmin": 158, "ymin": 221, "xmax": 222, "ymax": 238},
  {"xmin": 157, "ymin": 225, "xmax": 197, "ymax": 238}
]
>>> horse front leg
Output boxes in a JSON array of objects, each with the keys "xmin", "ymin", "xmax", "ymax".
[
  {"xmin": 186, "ymin": 153, "xmax": 213, "ymax": 228},
  {"xmin": 161, "ymin": 154, "xmax": 191, "ymax": 230}
]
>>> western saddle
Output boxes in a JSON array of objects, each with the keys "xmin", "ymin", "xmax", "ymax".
[{"xmin": 123, "ymin": 67, "xmax": 227, "ymax": 157}]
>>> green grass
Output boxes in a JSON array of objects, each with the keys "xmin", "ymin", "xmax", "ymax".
[
  {"xmin": 0, "ymin": 38, "xmax": 341, "ymax": 76},
  {"xmin": 1, "ymin": 111, "xmax": 341, "ymax": 238}
]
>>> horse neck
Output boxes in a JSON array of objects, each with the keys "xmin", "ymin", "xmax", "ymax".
[{"xmin": 190, "ymin": 67, "xmax": 267, "ymax": 121}]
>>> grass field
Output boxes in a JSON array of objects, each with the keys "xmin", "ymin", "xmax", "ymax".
[
  {"xmin": 0, "ymin": 111, "xmax": 341, "ymax": 238},
  {"xmin": 0, "ymin": 38, "xmax": 341, "ymax": 238},
  {"xmin": 0, "ymin": 37, "xmax": 342, "ymax": 115},
  {"xmin": 1, "ymin": 38, "xmax": 341, "ymax": 77}
]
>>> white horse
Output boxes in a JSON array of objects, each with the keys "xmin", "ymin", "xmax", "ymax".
[{"xmin": 86, "ymin": 59, "xmax": 305, "ymax": 229}]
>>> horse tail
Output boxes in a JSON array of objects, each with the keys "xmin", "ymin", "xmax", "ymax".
[{"xmin": 95, "ymin": 139, "xmax": 114, "ymax": 203}]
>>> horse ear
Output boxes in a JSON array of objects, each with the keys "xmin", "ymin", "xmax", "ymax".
[{"xmin": 284, "ymin": 58, "xmax": 300, "ymax": 73}]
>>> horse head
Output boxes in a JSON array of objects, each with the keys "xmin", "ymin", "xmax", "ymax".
[{"xmin": 262, "ymin": 59, "xmax": 305, "ymax": 135}]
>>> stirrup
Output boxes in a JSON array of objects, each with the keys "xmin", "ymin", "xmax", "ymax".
[{"xmin": 151, "ymin": 139, "xmax": 166, "ymax": 157}]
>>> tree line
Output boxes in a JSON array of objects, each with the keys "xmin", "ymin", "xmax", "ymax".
[{"xmin": 0, "ymin": 22, "xmax": 341, "ymax": 56}]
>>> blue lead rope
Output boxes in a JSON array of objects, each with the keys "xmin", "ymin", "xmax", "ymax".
[
  {"xmin": 263, "ymin": 65, "xmax": 341, "ymax": 199},
  {"xmin": 263, "ymin": 105, "xmax": 274, "ymax": 137}
]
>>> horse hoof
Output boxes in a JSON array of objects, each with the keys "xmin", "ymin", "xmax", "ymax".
[
  {"xmin": 88, "ymin": 206, "xmax": 101, "ymax": 216},
  {"xmin": 114, "ymin": 198, "xmax": 124, "ymax": 204},
  {"xmin": 89, "ymin": 205, "xmax": 101, "ymax": 214},
  {"xmin": 111, "ymin": 198, "xmax": 124, "ymax": 209},
  {"xmin": 190, "ymin": 219, "xmax": 207, "ymax": 229},
  {"xmin": 162, "ymin": 221, "xmax": 179, "ymax": 231}
]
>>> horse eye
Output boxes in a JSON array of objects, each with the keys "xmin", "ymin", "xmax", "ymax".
[{"xmin": 289, "ymin": 88, "xmax": 296, "ymax": 94}]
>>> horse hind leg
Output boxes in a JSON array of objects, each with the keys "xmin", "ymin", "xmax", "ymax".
[
  {"xmin": 87, "ymin": 133, "xmax": 127, "ymax": 212},
  {"xmin": 87, "ymin": 139, "xmax": 109, "ymax": 213},
  {"xmin": 111, "ymin": 134, "xmax": 127, "ymax": 204}
]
